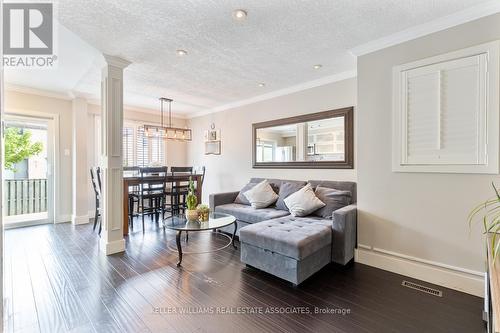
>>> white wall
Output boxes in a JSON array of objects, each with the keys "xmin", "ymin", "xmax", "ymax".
[
  {"xmin": 356, "ymin": 13, "xmax": 500, "ymax": 296},
  {"xmin": 187, "ymin": 77, "xmax": 357, "ymax": 203}
]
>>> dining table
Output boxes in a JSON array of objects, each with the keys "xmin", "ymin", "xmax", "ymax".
[{"xmin": 122, "ymin": 172, "xmax": 203, "ymax": 235}]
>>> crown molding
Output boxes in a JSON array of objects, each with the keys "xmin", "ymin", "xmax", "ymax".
[
  {"xmin": 5, "ymin": 83, "xmax": 188, "ymax": 119},
  {"xmin": 349, "ymin": 0, "xmax": 500, "ymax": 56},
  {"xmin": 5, "ymin": 83, "xmax": 74, "ymax": 100},
  {"xmin": 187, "ymin": 70, "xmax": 357, "ymax": 119},
  {"xmin": 86, "ymin": 98, "xmax": 188, "ymax": 119}
]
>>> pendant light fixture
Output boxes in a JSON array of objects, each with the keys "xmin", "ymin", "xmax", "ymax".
[{"xmin": 142, "ymin": 97, "xmax": 192, "ymax": 141}]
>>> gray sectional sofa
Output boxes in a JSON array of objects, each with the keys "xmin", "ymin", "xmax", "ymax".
[{"xmin": 209, "ymin": 178, "xmax": 357, "ymax": 285}]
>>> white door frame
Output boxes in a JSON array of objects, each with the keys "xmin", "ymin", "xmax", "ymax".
[
  {"xmin": 0, "ymin": 0, "xmax": 4, "ymax": 325},
  {"xmin": 3, "ymin": 110, "xmax": 60, "ymax": 225}
]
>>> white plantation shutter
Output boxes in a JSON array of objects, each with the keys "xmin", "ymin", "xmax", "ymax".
[
  {"xmin": 135, "ymin": 126, "xmax": 166, "ymax": 167},
  {"xmin": 136, "ymin": 126, "xmax": 148, "ymax": 167},
  {"xmin": 405, "ymin": 55, "xmax": 484, "ymax": 165},
  {"xmin": 149, "ymin": 136, "xmax": 165, "ymax": 165},
  {"xmin": 440, "ymin": 58, "xmax": 485, "ymax": 164},
  {"xmin": 393, "ymin": 41, "xmax": 499, "ymax": 173},
  {"xmin": 123, "ymin": 127, "xmax": 134, "ymax": 167},
  {"xmin": 94, "ymin": 117, "xmax": 167, "ymax": 167},
  {"xmin": 406, "ymin": 70, "xmax": 441, "ymax": 164}
]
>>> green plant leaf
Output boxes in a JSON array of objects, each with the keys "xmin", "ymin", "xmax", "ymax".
[
  {"xmin": 469, "ymin": 184, "xmax": 500, "ymax": 262},
  {"xmin": 468, "ymin": 198, "xmax": 498, "ymax": 231},
  {"xmin": 486, "ymin": 213, "xmax": 500, "ymax": 230},
  {"xmin": 468, "ymin": 198, "xmax": 497, "ymax": 219},
  {"xmin": 494, "ymin": 183, "xmax": 500, "ymax": 200}
]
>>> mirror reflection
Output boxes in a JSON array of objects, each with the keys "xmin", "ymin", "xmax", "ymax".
[{"xmin": 256, "ymin": 116, "xmax": 345, "ymax": 163}]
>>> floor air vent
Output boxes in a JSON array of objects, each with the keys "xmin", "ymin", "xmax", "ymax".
[{"xmin": 401, "ymin": 280, "xmax": 443, "ymax": 297}]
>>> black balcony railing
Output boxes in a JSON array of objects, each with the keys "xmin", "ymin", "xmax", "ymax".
[{"xmin": 4, "ymin": 179, "xmax": 48, "ymax": 216}]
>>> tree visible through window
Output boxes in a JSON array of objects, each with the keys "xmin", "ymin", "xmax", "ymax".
[{"xmin": 4, "ymin": 127, "xmax": 43, "ymax": 171}]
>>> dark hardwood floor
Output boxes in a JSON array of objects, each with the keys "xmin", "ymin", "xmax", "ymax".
[{"xmin": 3, "ymin": 219, "xmax": 485, "ymax": 333}]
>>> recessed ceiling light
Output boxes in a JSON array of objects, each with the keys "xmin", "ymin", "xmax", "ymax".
[
  {"xmin": 176, "ymin": 49, "xmax": 188, "ymax": 56},
  {"xmin": 258, "ymin": 83, "xmax": 265, "ymax": 87},
  {"xmin": 313, "ymin": 64, "xmax": 322, "ymax": 69},
  {"xmin": 233, "ymin": 9, "xmax": 247, "ymax": 21}
]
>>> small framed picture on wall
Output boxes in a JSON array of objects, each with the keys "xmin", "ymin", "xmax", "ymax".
[
  {"xmin": 204, "ymin": 129, "xmax": 220, "ymax": 141},
  {"xmin": 205, "ymin": 140, "xmax": 221, "ymax": 155}
]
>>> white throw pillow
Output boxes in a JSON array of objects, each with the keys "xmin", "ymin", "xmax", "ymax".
[
  {"xmin": 284, "ymin": 183, "xmax": 325, "ymax": 217},
  {"xmin": 243, "ymin": 180, "xmax": 279, "ymax": 209}
]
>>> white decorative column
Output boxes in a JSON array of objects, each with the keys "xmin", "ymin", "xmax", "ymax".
[
  {"xmin": 99, "ymin": 55, "xmax": 130, "ymax": 255},
  {"xmin": 71, "ymin": 97, "xmax": 89, "ymax": 225}
]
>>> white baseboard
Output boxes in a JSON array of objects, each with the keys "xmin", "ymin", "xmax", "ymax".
[
  {"xmin": 3, "ymin": 219, "xmax": 49, "ymax": 229},
  {"xmin": 99, "ymin": 238, "xmax": 125, "ymax": 255},
  {"xmin": 88, "ymin": 210, "xmax": 96, "ymax": 219},
  {"xmin": 355, "ymin": 245, "xmax": 484, "ymax": 297},
  {"xmin": 72, "ymin": 214, "xmax": 90, "ymax": 225},
  {"xmin": 55, "ymin": 214, "xmax": 71, "ymax": 223}
]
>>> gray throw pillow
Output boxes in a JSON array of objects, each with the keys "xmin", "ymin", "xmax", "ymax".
[
  {"xmin": 276, "ymin": 182, "xmax": 305, "ymax": 211},
  {"xmin": 313, "ymin": 186, "xmax": 352, "ymax": 218},
  {"xmin": 234, "ymin": 182, "xmax": 258, "ymax": 205}
]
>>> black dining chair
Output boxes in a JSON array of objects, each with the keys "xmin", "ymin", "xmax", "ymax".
[
  {"xmin": 96, "ymin": 167, "xmax": 104, "ymax": 234},
  {"xmin": 139, "ymin": 167, "xmax": 168, "ymax": 231},
  {"xmin": 90, "ymin": 167, "xmax": 102, "ymax": 235},
  {"xmin": 168, "ymin": 167, "xmax": 193, "ymax": 215},
  {"xmin": 124, "ymin": 166, "xmax": 141, "ymax": 231},
  {"xmin": 195, "ymin": 166, "xmax": 206, "ymax": 192},
  {"xmin": 123, "ymin": 166, "xmax": 140, "ymax": 176}
]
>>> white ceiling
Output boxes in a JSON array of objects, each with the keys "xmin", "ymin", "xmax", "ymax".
[{"xmin": 5, "ymin": 0, "xmax": 499, "ymax": 117}]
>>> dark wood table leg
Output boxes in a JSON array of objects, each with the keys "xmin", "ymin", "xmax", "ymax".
[
  {"xmin": 176, "ymin": 230, "xmax": 183, "ymax": 267},
  {"xmin": 123, "ymin": 179, "xmax": 130, "ymax": 236},
  {"xmin": 232, "ymin": 221, "xmax": 238, "ymax": 249}
]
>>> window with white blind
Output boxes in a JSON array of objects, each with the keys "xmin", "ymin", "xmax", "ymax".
[
  {"xmin": 392, "ymin": 41, "xmax": 499, "ymax": 174},
  {"xmin": 136, "ymin": 126, "xmax": 148, "ymax": 167},
  {"xmin": 123, "ymin": 127, "xmax": 134, "ymax": 167},
  {"xmin": 95, "ymin": 117, "xmax": 167, "ymax": 167},
  {"xmin": 136, "ymin": 126, "xmax": 165, "ymax": 167}
]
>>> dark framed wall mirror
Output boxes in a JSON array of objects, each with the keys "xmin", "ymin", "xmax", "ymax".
[{"xmin": 252, "ymin": 107, "xmax": 354, "ymax": 169}]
